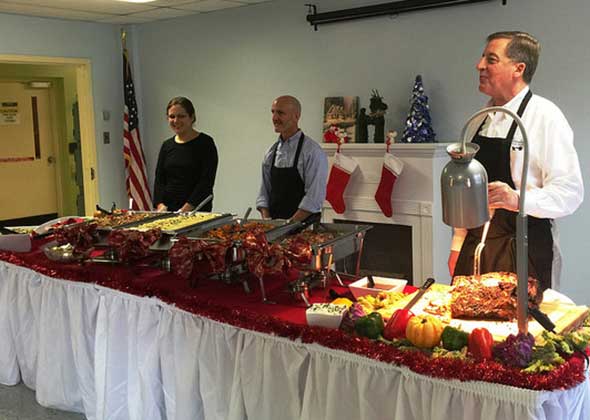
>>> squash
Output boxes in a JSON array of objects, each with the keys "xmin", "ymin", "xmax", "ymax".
[
  {"xmin": 331, "ymin": 297, "xmax": 353, "ymax": 308},
  {"xmin": 405, "ymin": 315, "xmax": 444, "ymax": 348}
]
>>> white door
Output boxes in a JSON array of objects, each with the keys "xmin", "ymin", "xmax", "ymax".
[{"xmin": 0, "ymin": 81, "xmax": 58, "ymax": 220}]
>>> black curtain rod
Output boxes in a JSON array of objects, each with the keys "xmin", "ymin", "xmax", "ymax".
[{"xmin": 306, "ymin": 0, "xmax": 505, "ymax": 30}]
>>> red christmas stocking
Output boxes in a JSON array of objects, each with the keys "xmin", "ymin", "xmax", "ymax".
[
  {"xmin": 375, "ymin": 152, "xmax": 404, "ymax": 217},
  {"xmin": 326, "ymin": 152, "xmax": 358, "ymax": 214}
]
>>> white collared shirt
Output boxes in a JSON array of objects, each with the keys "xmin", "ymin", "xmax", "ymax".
[
  {"xmin": 479, "ymin": 86, "xmax": 583, "ymax": 218},
  {"xmin": 451, "ymin": 87, "xmax": 584, "ymax": 252}
]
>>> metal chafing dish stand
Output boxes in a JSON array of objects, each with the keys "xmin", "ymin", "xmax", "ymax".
[
  {"xmin": 182, "ymin": 217, "xmax": 291, "ymax": 293},
  {"xmin": 92, "ymin": 210, "xmax": 172, "ymax": 249},
  {"xmin": 89, "ymin": 210, "xmax": 172, "ymax": 264},
  {"xmin": 280, "ymin": 222, "xmax": 372, "ymax": 306},
  {"xmin": 151, "ymin": 213, "xmax": 372, "ymax": 305},
  {"xmin": 92, "ymin": 211, "xmax": 233, "ymax": 265}
]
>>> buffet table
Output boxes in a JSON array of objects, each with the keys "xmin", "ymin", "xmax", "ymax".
[{"xmin": 0, "ymin": 247, "xmax": 589, "ymax": 420}]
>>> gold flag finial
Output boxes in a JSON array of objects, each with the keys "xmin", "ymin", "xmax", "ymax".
[{"xmin": 121, "ymin": 28, "xmax": 127, "ymax": 49}]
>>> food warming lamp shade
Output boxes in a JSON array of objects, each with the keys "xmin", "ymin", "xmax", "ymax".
[{"xmin": 441, "ymin": 141, "xmax": 490, "ymax": 229}]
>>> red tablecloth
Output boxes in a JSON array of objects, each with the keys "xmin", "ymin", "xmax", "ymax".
[{"xmin": 0, "ymin": 238, "xmax": 372, "ymax": 325}]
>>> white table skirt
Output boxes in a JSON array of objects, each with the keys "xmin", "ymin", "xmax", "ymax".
[{"xmin": 1, "ymin": 260, "xmax": 589, "ymax": 420}]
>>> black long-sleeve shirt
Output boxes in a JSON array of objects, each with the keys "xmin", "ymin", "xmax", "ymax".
[{"xmin": 153, "ymin": 133, "xmax": 218, "ymax": 211}]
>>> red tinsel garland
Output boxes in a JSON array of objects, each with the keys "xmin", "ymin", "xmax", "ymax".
[{"xmin": 0, "ymin": 248, "xmax": 587, "ymax": 391}]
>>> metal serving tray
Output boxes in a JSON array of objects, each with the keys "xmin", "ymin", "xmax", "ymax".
[
  {"xmin": 283, "ymin": 222, "xmax": 373, "ymax": 271},
  {"xmin": 148, "ymin": 213, "xmax": 234, "ymax": 251},
  {"xmin": 151, "ymin": 218, "xmax": 283, "ymax": 252},
  {"xmin": 90, "ymin": 212, "xmax": 172, "ymax": 247},
  {"xmin": 183, "ymin": 219, "xmax": 371, "ymax": 268},
  {"xmin": 185, "ymin": 218, "xmax": 288, "ymax": 241},
  {"xmin": 93, "ymin": 211, "xmax": 172, "ymax": 231},
  {"xmin": 167, "ymin": 213, "xmax": 234, "ymax": 236}
]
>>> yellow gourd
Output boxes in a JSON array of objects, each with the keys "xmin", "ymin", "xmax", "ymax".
[
  {"xmin": 331, "ymin": 297, "xmax": 353, "ymax": 308},
  {"xmin": 405, "ymin": 315, "xmax": 444, "ymax": 348}
]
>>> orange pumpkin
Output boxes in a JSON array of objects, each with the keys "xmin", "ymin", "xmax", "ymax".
[{"xmin": 405, "ymin": 315, "xmax": 444, "ymax": 348}]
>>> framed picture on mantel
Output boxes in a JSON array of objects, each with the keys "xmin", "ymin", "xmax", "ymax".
[{"xmin": 322, "ymin": 96, "xmax": 359, "ymax": 143}]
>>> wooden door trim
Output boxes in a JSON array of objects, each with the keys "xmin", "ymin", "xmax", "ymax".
[{"xmin": 0, "ymin": 54, "xmax": 99, "ymax": 216}]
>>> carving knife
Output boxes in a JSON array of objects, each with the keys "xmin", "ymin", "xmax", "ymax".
[{"xmin": 402, "ymin": 277, "xmax": 435, "ymax": 311}]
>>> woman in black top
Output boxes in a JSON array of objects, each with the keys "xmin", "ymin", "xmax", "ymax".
[{"xmin": 154, "ymin": 97, "xmax": 218, "ymax": 212}]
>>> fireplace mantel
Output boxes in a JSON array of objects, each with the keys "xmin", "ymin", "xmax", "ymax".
[
  {"xmin": 321, "ymin": 143, "xmax": 450, "ymax": 158},
  {"xmin": 321, "ymin": 142, "xmax": 453, "ymax": 285}
]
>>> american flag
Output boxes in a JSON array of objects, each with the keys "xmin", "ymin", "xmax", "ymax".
[{"xmin": 123, "ymin": 48, "xmax": 152, "ymax": 210}]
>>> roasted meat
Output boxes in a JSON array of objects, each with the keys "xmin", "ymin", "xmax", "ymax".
[{"xmin": 450, "ymin": 272, "xmax": 542, "ymax": 321}]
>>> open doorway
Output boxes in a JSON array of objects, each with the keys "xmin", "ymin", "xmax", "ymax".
[{"xmin": 0, "ymin": 55, "xmax": 98, "ymax": 223}]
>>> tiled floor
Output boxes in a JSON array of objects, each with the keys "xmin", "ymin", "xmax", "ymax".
[{"xmin": 0, "ymin": 383, "xmax": 85, "ymax": 420}]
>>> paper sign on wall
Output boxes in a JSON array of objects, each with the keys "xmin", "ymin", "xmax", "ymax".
[{"xmin": 0, "ymin": 102, "xmax": 19, "ymax": 125}]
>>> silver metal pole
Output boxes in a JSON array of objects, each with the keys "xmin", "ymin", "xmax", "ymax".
[{"xmin": 459, "ymin": 106, "xmax": 529, "ymax": 334}]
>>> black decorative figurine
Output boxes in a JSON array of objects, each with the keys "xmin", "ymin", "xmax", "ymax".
[
  {"xmin": 368, "ymin": 90, "xmax": 388, "ymax": 143},
  {"xmin": 356, "ymin": 107, "xmax": 368, "ymax": 143}
]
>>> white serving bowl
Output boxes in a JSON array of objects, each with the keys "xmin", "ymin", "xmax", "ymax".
[
  {"xmin": 306, "ymin": 303, "xmax": 348, "ymax": 329},
  {"xmin": 348, "ymin": 276, "xmax": 408, "ymax": 299}
]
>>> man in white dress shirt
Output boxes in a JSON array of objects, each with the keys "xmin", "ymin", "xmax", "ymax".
[{"xmin": 449, "ymin": 31, "xmax": 584, "ymax": 291}]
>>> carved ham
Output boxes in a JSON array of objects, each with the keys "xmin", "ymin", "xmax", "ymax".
[{"xmin": 450, "ymin": 272, "xmax": 543, "ymax": 321}]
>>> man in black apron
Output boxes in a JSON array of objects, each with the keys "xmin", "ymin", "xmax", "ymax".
[
  {"xmin": 449, "ymin": 32, "xmax": 583, "ymax": 291},
  {"xmin": 256, "ymin": 96, "xmax": 328, "ymax": 221}
]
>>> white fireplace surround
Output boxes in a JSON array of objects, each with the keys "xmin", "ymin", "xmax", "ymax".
[{"xmin": 321, "ymin": 143, "xmax": 453, "ymax": 286}]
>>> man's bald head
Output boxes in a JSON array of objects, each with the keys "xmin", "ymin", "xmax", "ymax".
[
  {"xmin": 271, "ymin": 95, "xmax": 302, "ymax": 139},
  {"xmin": 274, "ymin": 95, "xmax": 301, "ymax": 116}
]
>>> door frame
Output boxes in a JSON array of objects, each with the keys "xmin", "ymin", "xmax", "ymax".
[{"xmin": 0, "ymin": 54, "xmax": 99, "ymax": 216}]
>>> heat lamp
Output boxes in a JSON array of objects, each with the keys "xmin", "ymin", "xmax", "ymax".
[{"xmin": 441, "ymin": 106, "xmax": 530, "ymax": 333}]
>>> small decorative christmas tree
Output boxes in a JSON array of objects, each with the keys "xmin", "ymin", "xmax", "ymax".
[{"xmin": 400, "ymin": 75, "xmax": 436, "ymax": 143}]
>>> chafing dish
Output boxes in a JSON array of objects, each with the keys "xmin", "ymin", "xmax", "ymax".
[
  {"xmin": 155, "ymin": 215, "xmax": 372, "ymax": 305},
  {"xmin": 179, "ymin": 218, "xmax": 289, "ymax": 293},
  {"xmin": 148, "ymin": 213, "xmax": 234, "ymax": 251},
  {"xmin": 93, "ymin": 210, "xmax": 168, "ymax": 230},
  {"xmin": 281, "ymin": 222, "xmax": 372, "ymax": 305},
  {"xmin": 90, "ymin": 212, "xmax": 232, "ymax": 264}
]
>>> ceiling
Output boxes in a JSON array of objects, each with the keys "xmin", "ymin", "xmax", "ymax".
[{"xmin": 0, "ymin": 0, "xmax": 274, "ymax": 24}]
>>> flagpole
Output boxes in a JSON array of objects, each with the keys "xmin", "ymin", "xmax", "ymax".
[
  {"xmin": 121, "ymin": 27, "xmax": 153, "ymax": 211},
  {"xmin": 121, "ymin": 28, "xmax": 127, "ymax": 50}
]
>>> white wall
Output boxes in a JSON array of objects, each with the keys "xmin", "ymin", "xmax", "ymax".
[
  {"xmin": 1, "ymin": 0, "xmax": 588, "ymax": 303},
  {"xmin": 136, "ymin": 0, "xmax": 590, "ymax": 303},
  {"xmin": 0, "ymin": 13, "xmax": 128, "ymax": 209}
]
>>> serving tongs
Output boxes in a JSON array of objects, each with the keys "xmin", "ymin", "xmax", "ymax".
[
  {"xmin": 264, "ymin": 212, "xmax": 322, "ymax": 243},
  {"xmin": 239, "ymin": 207, "xmax": 252, "ymax": 225},
  {"xmin": 0, "ymin": 225, "xmax": 19, "ymax": 235},
  {"xmin": 473, "ymin": 220, "xmax": 491, "ymax": 278},
  {"xmin": 186, "ymin": 194, "xmax": 213, "ymax": 216},
  {"xmin": 96, "ymin": 204, "xmax": 113, "ymax": 215},
  {"xmin": 150, "ymin": 194, "xmax": 216, "ymax": 250}
]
